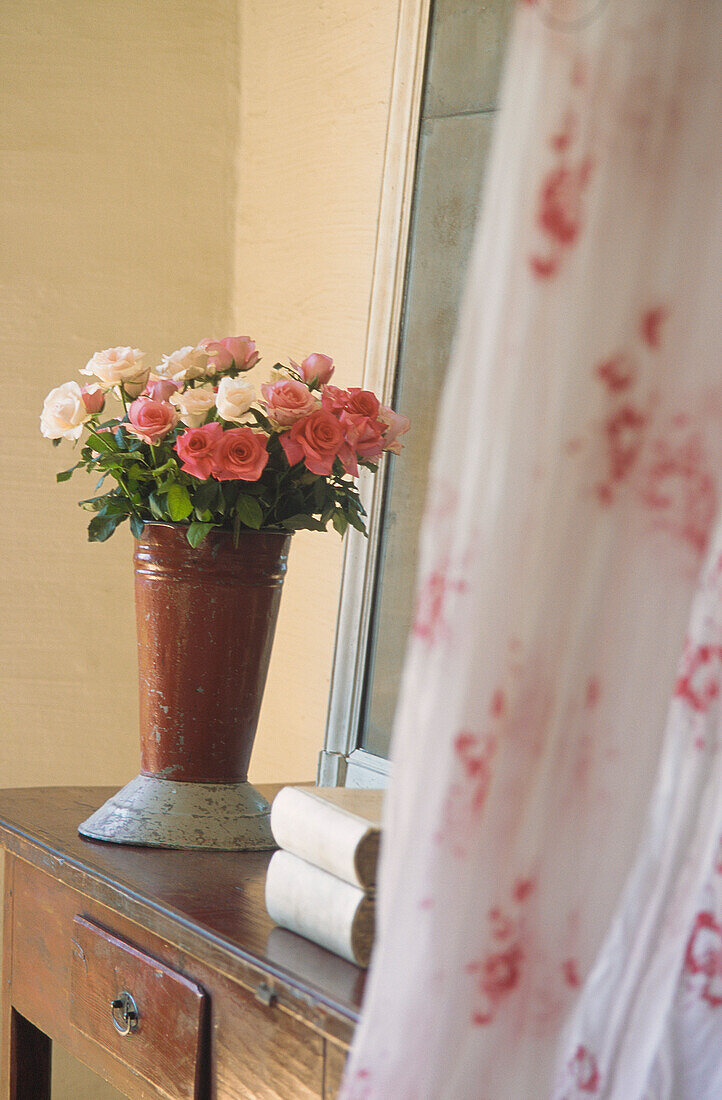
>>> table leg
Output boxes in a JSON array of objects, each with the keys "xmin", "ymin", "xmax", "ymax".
[
  {"xmin": 5, "ymin": 1011, "xmax": 51, "ymax": 1100},
  {"xmin": 1, "ymin": 854, "xmax": 52, "ymax": 1098}
]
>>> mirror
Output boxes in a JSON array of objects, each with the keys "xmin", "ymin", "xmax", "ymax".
[{"xmin": 323, "ymin": 0, "xmax": 513, "ymax": 784}]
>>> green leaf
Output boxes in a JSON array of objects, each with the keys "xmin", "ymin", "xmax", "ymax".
[
  {"xmin": 332, "ymin": 511, "xmax": 348, "ymax": 537},
  {"xmin": 187, "ymin": 521, "xmax": 217, "ymax": 548},
  {"xmin": 85, "ymin": 430, "xmax": 116, "ymax": 453},
  {"xmin": 312, "ymin": 478, "xmax": 327, "ymax": 511},
  {"xmin": 282, "ymin": 514, "xmax": 327, "ymax": 532},
  {"xmin": 148, "ymin": 492, "xmax": 165, "ymax": 520},
  {"xmin": 233, "ymin": 479, "xmax": 264, "ymax": 495},
  {"xmin": 56, "ymin": 463, "xmax": 82, "ymax": 483},
  {"xmin": 129, "ymin": 514, "xmax": 146, "ymax": 539},
  {"xmin": 346, "ymin": 509, "xmax": 368, "ymax": 535},
  {"xmin": 249, "ymin": 407, "xmax": 273, "ymax": 433},
  {"xmin": 193, "ymin": 479, "xmax": 223, "ymax": 514},
  {"xmin": 127, "ymin": 463, "xmax": 152, "ymax": 480},
  {"xmin": 87, "ymin": 513, "xmax": 124, "ymax": 542},
  {"xmin": 79, "ymin": 492, "xmax": 123, "ymax": 512},
  {"xmin": 166, "ymin": 483, "xmax": 193, "ymax": 522},
  {"xmin": 234, "ymin": 495, "xmax": 263, "ymax": 530}
]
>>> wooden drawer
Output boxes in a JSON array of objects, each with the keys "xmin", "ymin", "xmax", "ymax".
[
  {"xmin": 9, "ymin": 857, "xmax": 327, "ymax": 1098},
  {"xmin": 69, "ymin": 916, "xmax": 206, "ymax": 1100}
]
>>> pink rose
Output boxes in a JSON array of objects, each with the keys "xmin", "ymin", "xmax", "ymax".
[
  {"xmin": 321, "ymin": 384, "xmax": 351, "ymax": 416},
  {"xmin": 378, "ymin": 404, "xmax": 410, "ymax": 454},
  {"xmin": 175, "ymin": 422, "xmax": 223, "ymax": 479},
  {"xmin": 81, "ymin": 384, "xmax": 105, "ymax": 415},
  {"xmin": 126, "ymin": 397, "xmax": 178, "ymax": 445},
  {"xmin": 202, "ymin": 336, "xmax": 260, "ymax": 373},
  {"xmin": 212, "ymin": 427, "xmax": 269, "ymax": 482},
  {"xmin": 341, "ymin": 411, "xmax": 385, "ymax": 467},
  {"xmin": 292, "ymin": 353, "xmax": 335, "ymax": 386},
  {"xmin": 346, "ymin": 388, "xmax": 381, "ymax": 419},
  {"xmin": 145, "ymin": 377, "xmax": 180, "ymax": 402},
  {"xmin": 280, "ymin": 409, "xmax": 348, "ymax": 476},
  {"xmin": 321, "ymin": 385, "xmax": 381, "ymax": 420},
  {"xmin": 260, "ymin": 379, "xmax": 319, "ymax": 426}
]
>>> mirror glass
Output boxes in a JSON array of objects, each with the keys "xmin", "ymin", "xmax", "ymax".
[{"xmin": 359, "ymin": 0, "xmax": 513, "ymax": 759}]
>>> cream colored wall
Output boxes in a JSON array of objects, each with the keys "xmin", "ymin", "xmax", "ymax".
[
  {"xmin": 0, "ymin": 1, "xmax": 401, "ymax": 796},
  {"xmin": 237, "ymin": 0, "xmax": 401, "ymax": 782},
  {"xmin": 0, "ymin": 0, "xmax": 240, "ymax": 792}
]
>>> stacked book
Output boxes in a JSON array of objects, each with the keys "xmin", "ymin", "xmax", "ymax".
[{"xmin": 265, "ymin": 786, "xmax": 384, "ymax": 968}]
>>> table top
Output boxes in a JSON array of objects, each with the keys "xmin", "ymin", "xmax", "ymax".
[{"xmin": 0, "ymin": 786, "xmax": 365, "ymax": 1044}]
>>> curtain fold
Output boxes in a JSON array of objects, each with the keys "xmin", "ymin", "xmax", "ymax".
[{"xmin": 341, "ymin": 3, "xmax": 722, "ymax": 1096}]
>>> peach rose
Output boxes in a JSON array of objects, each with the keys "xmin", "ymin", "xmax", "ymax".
[
  {"xmin": 175, "ymin": 422, "xmax": 224, "ymax": 479},
  {"xmin": 261, "ymin": 379, "xmax": 319, "ymax": 426},
  {"xmin": 126, "ymin": 397, "xmax": 178, "ymax": 445},
  {"xmin": 216, "ymin": 376, "xmax": 255, "ymax": 423},
  {"xmin": 170, "ymin": 383, "xmax": 216, "ymax": 428},
  {"xmin": 290, "ymin": 353, "xmax": 335, "ymax": 386},
  {"xmin": 212, "ymin": 426, "xmax": 269, "ymax": 482},
  {"xmin": 40, "ymin": 381, "xmax": 90, "ymax": 441},
  {"xmin": 378, "ymin": 405, "xmax": 410, "ymax": 454},
  {"xmin": 280, "ymin": 408, "xmax": 349, "ymax": 476},
  {"xmin": 81, "ymin": 346, "xmax": 148, "ymax": 396}
]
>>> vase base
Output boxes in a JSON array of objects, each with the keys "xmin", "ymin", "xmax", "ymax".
[{"xmin": 78, "ymin": 775, "xmax": 277, "ymax": 850}]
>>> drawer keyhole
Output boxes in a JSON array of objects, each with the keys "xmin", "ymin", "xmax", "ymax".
[{"xmin": 110, "ymin": 991, "xmax": 139, "ymax": 1035}]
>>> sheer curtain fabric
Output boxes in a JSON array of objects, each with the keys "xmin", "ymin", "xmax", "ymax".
[{"xmin": 341, "ymin": 2, "xmax": 722, "ymax": 1097}]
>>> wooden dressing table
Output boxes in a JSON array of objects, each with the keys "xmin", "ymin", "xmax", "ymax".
[{"xmin": 0, "ymin": 787, "xmax": 362, "ymax": 1099}]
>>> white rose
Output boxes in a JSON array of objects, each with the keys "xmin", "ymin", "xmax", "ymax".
[
  {"xmin": 216, "ymin": 376, "xmax": 255, "ymax": 423},
  {"xmin": 40, "ymin": 381, "xmax": 90, "ymax": 441},
  {"xmin": 170, "ymin": 383, "xmax": 216, "ymax": 428},
  {"xmin": 80, "ymin": 346, "xmax": 148, "ymax": 396},
  {"xmin": 156, "ymin": 344, "xmax": 210, "ymax": 382}
]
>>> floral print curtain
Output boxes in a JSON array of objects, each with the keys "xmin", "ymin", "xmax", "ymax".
[{"xmin": 341, "ymin": 2, "xmax": 722, "ymax": 1097}]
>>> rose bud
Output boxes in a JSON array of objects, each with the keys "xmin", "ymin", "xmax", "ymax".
[
  {"xmin": 291, "ymin": 353, "xmax": 335, "ymax": 386},
  {"xmin": 81, "ymin": 384, "xmax": 105, "ymax": 415}
]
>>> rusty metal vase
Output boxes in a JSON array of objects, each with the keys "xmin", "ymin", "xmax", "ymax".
[{"xmin": 79, "ymin": 523, "xmax": 292, "ymax": 849}]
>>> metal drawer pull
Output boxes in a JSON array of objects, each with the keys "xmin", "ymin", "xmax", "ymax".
[
  {"xmin": 254, "ymin": 982, "xmax": 276, "ymax": 1007},
  {"xmin": 110, "ymin": 991, "xmax": 139, "ymax": 1035}
]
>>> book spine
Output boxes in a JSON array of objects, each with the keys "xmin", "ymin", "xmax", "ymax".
[
  {"xmin": 270, "ymin": 787, "xmax": 372, "ymax": 888},
  {"xmin": 265, "ymin": 850, "xmax": 373, "ymax": 967}
]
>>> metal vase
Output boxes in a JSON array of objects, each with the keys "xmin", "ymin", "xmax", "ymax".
[{"xmin": 79, "ymin": 523, "xmax": 292, "ymax": 849}]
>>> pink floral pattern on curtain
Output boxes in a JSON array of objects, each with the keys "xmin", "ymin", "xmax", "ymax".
[{"xmin": 341, "ymin": 2, "xmax": 722, "ymax": 1097}]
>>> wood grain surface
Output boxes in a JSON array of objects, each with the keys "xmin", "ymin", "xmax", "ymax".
[
  {"xmin": 0, "ymin": 786, "xmax": 363, "ymax": 1098},
  {"xmin": 70, "ymin": 916, "xmax": 206, "ymax": 1099},
  {"xmin": 0, "ymin": 786, "xmax": 363, "ymax": 1040}
]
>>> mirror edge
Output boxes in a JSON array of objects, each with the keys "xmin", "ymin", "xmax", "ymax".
[{"xmin": 319, "ymin": 0, "xmax": 432, "ymax": 789}]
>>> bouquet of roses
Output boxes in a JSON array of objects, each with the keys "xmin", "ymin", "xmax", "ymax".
[{"xmin": 41, "ymin": 338, "xmax": 409, "ymax": 546}]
